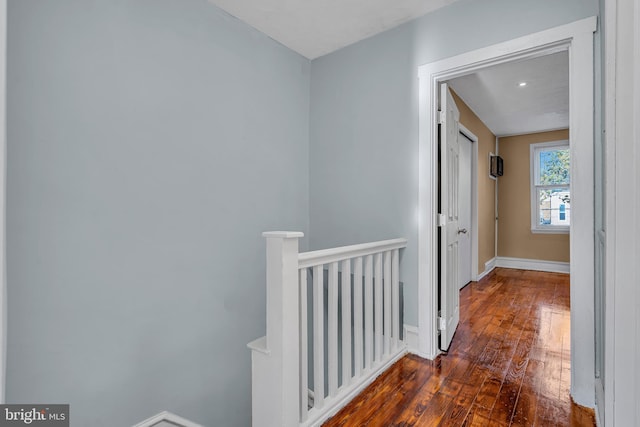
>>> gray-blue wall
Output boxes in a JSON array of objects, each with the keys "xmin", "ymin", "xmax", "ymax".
[
  {"xmin": 6, "ymin": 0, "xmax": 309, "ymax": 425},
  {"xmin": 309, "ymin": 0, "xmax": 600, "ymax": 327},
  {"xmin": 6, "ymin": 0, "xmax": 602, "ymax": 424}
]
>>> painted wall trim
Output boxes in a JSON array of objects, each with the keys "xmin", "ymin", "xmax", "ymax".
[
  {"xmin": 403, "ymin": 324, "xmax": 419, "ymax": 355},
  {"xmin": 495, "ymin": 257, "xmax": 569, "ymax": 274},
  {"xmin": 603, "ymin": 1, "xmax": 617, "ymax": 425},
  {"xmin": 417, "ymin": 16, "xmax": 597, "ymax": 405},
  {"xmin": 604, "ymin": 0, "xmax": 640, "ymax": 424},
  {"xmin": 567, "ymin": 17, "xmax": 597, "ymax": 408},
  {"xmin": 476, "ymin": 257, "xmax": 496, "ymax": 281},
  {"xmin": 0, "ymin": 0, "xmax": 6, "ymax": 404},
  {"xmin": 132, "ymin": 411, "xmax": 203, "ymax": 427}
]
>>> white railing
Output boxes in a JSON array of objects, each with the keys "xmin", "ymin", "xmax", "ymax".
[{"xmin": 248, "ymin": 232, "xmax": 408, "ymax": 427}]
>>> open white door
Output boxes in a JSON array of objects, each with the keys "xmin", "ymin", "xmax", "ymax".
[{"xmin": 439, "ymin": 83, "xmax": 461, "ymax": 351}]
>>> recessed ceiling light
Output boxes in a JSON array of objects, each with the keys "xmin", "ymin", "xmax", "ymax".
[{"xmin": 518, "ymin": 82, "xmax": 527, "ymax": 87}]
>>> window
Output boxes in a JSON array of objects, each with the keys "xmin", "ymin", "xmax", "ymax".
[{"xmin": 530, "ymin": 140, "xmax": 570, "ymax": 233}]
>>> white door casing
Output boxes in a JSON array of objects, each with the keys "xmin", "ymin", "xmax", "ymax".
[
  {"xmin": 438, "ymin": 83, "xmax": 461, "ymax": 352},
  {"xmin": 458, "ymin": 131, "xmax": 473, "ymax": 289},
  {"xmin": 417, "ymin": 16, "xmax": 596, "ymax": 406},
  {"xmin": 603, "ymin": 0, "xmax": 640, "ymax": 425},
  {"xmin": 0, "ymin": 0, "xmax": 7, "ymax": 403}
]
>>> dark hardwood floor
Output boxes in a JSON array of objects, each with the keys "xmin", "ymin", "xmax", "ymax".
[{"xmin": 323, "ymin": 268, "xmax": 595, "ymax": 427}]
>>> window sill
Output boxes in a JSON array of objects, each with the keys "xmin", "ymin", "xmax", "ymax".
[{"xmin": 531, "ymin": 227, "xmax": 570, "ymax": 235}]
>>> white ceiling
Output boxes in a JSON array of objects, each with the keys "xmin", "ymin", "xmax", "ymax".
[
  {"xmin": 207, "ymin": 0, "xmax": 459, "ymax": 59},
  {"xmin": 447, "ymin": 52, "xmax": 569, "ymax": 136},
  {"xmin": 206, "ymin": 1, "xmax": 568, "ymax": 136}
]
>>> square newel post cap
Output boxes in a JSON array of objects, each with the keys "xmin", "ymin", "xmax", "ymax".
[{"xmin": 262, "ymin": 231, "xmax": 304, "ymax": 239}]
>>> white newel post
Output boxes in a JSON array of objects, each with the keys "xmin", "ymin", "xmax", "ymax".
[{"xmin": 248, "ymin": 231, "xmax": 303, "ymax": 427}]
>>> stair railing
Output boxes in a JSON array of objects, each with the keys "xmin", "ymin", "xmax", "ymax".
[{"xmin": 248, "ymin": 232, "xmax": 408, "ymax": 427}]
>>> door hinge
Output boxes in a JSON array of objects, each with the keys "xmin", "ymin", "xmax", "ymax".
[
  {"xmin": 437, "ymin": 110, "xmax": 446, "ymax": 125},
  {"xmin": 438, "ymin": 316, "xmax": 446, "ymax": 331},
  {"xmin": 438, "ymin": 213, "xmax": 446, "ymax": 227}
]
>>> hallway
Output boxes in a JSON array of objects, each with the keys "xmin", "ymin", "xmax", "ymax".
[{"xmin": 323, "ymin": 268, "xmax": 595, "ymax": 426}]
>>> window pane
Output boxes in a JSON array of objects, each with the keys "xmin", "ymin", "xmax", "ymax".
[
  {"xmin": 539, "ymin": 148, "xmax": 570, "ymax": 185},
  {"xmin": 538, "ymin": 188, "xmax": 571, "ymax": 226}
]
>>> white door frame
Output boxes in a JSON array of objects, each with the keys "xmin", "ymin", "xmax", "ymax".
[
  {"xmin": 0, "ymin": 0, "xmax": 7, "ymax": 403},
  {"xmin": 457, "ymin": 123, "xmax": 478, "ymax": 283},
  {"xmin": 417, "ymin": 16, "xmax": 597, "ymax": 407},
  {"xmin": 603, "ymin": 0, "xmax": 640, "ymax": 424}
]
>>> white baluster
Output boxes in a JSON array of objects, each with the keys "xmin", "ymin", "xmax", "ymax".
[
  {"xmin": 299, "ymin": 268, "xmax": 308, "ymax": 421},
  {"xmin": 374, "ymin": 253, "xmax": 383, "ymax": 363},
  {"xmin": 341, "ymin": 259, "xmax": 352, "ymax": 387},
  {"xmin": 383, "ymin": 251, "xmax": 391, "ymax": 356},
  {"xmin": 353, "ymin": 257, "xmax": 363, "ymax": 377},
  {"xmin": 364, "ymin": 255, "xmax": 373, "ymax": 370},
  {"xmin": 328, "ymin": 262, "xmax": 339, "ymax": 397},
  {"xmin": 392, "ymin": 249, "xmax": 400, "ymax": 351},
  {"xmin": 313, "ymin": 265, "xmax": 325, "ymax": 409}
]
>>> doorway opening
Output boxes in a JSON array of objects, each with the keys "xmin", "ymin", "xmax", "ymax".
[{"xmin": 417, "ymin": 16, "xmax": 597, "ymax": 407}]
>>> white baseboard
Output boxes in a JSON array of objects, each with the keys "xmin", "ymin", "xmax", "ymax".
[
  {"xmin": 403, "ymin": 324, "xmax": 419, "ymax": 354},
  {"xmin": 495, "ymin": 256, "xmax": 569, "ymax": 274},
  {"xmin": 133, "ymin": 411, "xmax": 202, "ymax": 427},
  {"xmin": 476, "ymin": 257, "xmax": 496, "ymax": 281}
]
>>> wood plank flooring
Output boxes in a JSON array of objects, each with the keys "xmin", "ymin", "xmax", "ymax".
[{"xmin": 322, "ymin": 268, "xmax": 595, "ymax": 427}]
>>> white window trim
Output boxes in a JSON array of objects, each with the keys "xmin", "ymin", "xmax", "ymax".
[{"xmin": 530, "ymin": 140, "xmax": 570, "ymax": 234}]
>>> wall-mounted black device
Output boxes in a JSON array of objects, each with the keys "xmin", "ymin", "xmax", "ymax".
[{"xmin": 490, "ymin": 155, "xmax": 503, "ymax": 177}]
